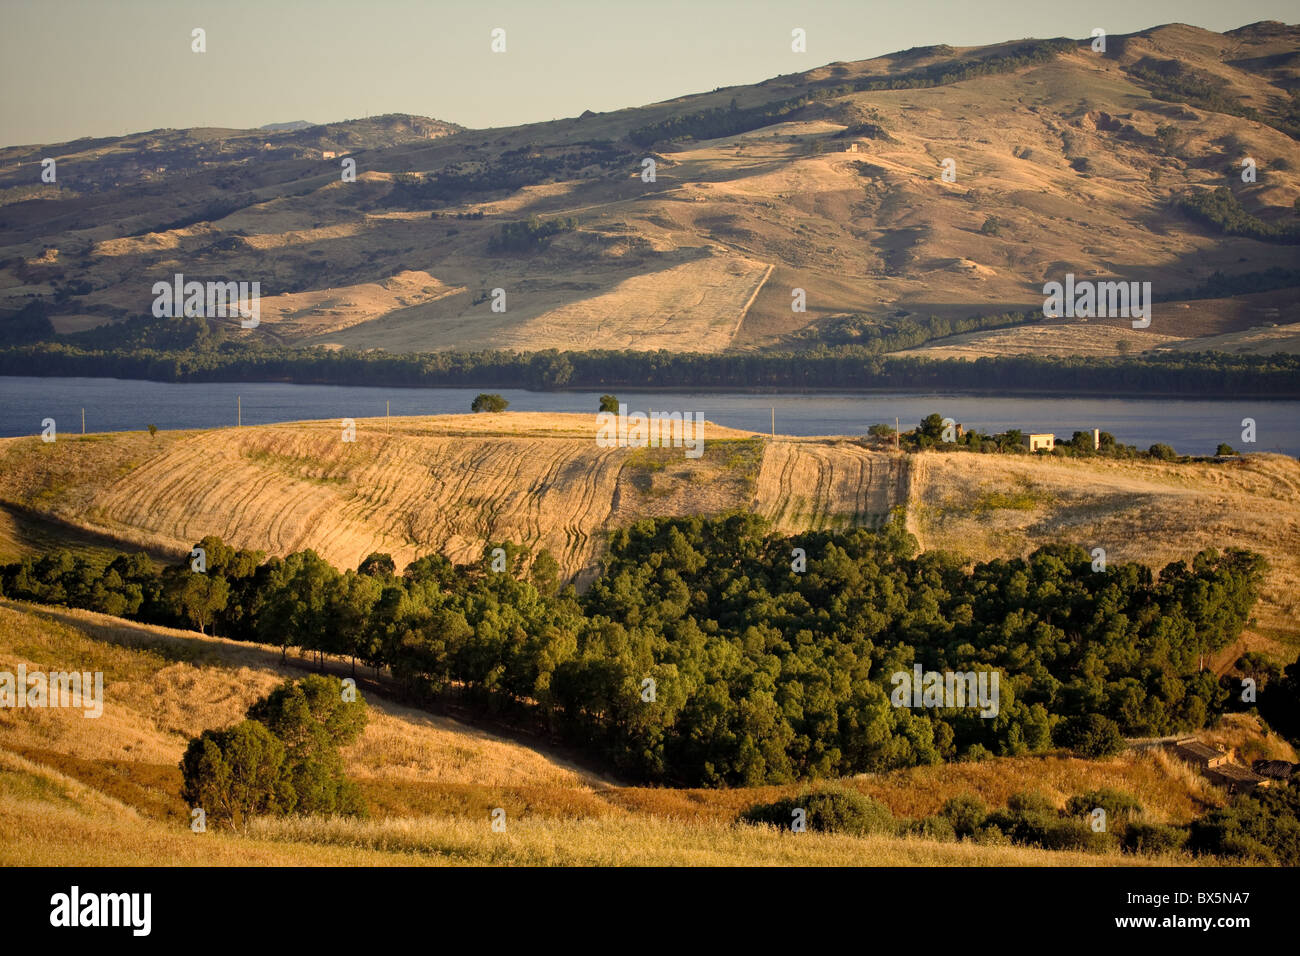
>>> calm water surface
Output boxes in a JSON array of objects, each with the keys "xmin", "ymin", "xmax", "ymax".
[{"xmin": 0, "ymin": 377, "xmax": 1295, "ymax": 456}]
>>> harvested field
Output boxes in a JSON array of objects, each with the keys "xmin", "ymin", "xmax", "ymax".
[
  {"xmin": 907, "ymin": 450, "xmax": 1300, "ymax": 646},
  {"xmin": 0, "ymin": 414, "xmax": 1294, "ymax": 647}
]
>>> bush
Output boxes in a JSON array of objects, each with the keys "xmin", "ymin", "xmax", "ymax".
[
  {"xmin": 1065, "ymin": 788, "xmax": 1143, "ymax": 823},
  {"xmin": 940, "ymin": 793, "xmax": 988, "ymax": 837},
  {"xmin": 1055, "ymin": 713, "xmax": 1125, "ymax": 757},
  {"xmin": 1188, "ymin": 782, "xmax": 1300, "ymax": 864},
  {"xmin": 740, "ymin": 787, "xmax": 896, "ymax": 836},
  {"xmin": 1124, "ymin": 822, "xmax": 1189, "ymax": 855},
  {"xmin": 471, "ymin": 393, "xmax": 509, "ymax": 413},
  {"xmin": 1148, "ymin": 442, "xmax": 1178, "ymax": 460},
  {"xmin": 599, "ymin": 394, "xmax": 620, "ymax": 413},
  {"xmin": 179, "ymin": 719, "xmax": 296, "ymax": 829},
  {"xmin": 909, "ymin": 815, "xmax": 957, "ymax": 841},
  {"xmin": 1216, "ymin": 443, "xmax": 1238, "ymax": 456}
]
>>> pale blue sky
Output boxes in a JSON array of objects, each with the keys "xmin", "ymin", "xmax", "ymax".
[{"xmin": 1, "ymin": 0, "xmax": 1294, "ymax": 147}]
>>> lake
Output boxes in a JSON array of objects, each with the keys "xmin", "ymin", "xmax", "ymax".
[{"xmin": 0, "ymin": 376, "xmax": 1296, "ymax": 456}]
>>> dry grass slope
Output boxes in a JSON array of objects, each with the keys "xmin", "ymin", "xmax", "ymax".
[{"xmin": 0, "ymin": 600, "xmax": 1226, "ymax": 866}]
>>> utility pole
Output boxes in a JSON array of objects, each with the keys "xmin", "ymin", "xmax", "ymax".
[
  {"xmin": 771, "ymin": 407, "xmax": 774, "ymax": 437},
  {"xmin": 895, "ymin": 417, "xmax": 900, "ymax": 453},
  {"xmin": 237, "ymin": 395, "xmax": 241, "ymax": 428},
  {"xmin": 81, "ymin": 408, "xmax": 85, "ymax": 434},
  {"xmin": 386, "ymin": 400, "xmax": 390, "ymax": 434}
]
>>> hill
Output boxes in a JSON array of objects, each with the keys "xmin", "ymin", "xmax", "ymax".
[
  {"xmin": 0, "ymin": 412, "xmax": 1295, "ymax": 649},
  {"xmin": 0, "ymin": 598, "xmax": 1233, "ymax": 866},
  {"xmin": 1, "ymin": 23, "xmax": 1296, "ymax": 355}
]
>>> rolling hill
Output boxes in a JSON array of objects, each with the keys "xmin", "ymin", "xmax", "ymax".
[
  {"xmin": 1, "ymin": 22, "xmax": 1297, "ymax": 356},
  {"xmin": 2, "ymin": 596, "xmax": 1261, "ymax": 866},
  {"xmin": 0, "ymin": 412, "xmax": 1295, "ymax": 651}
]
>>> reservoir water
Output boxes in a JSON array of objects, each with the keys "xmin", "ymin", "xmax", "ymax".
[{"xmin": 0, "ymin": 376, "xmax": 1296, "ymax": 456}]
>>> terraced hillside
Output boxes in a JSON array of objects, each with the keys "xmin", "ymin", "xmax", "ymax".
[{"xmin": 0, "ymin": 414, "xmax": 908, "ymax": 582}]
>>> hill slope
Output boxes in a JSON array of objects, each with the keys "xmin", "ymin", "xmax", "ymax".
[
  {"xmin": 0, "ymin": 599, "xmax": 1233, "ymax": 866},
  {"xmin": 0, "ymin": 413, "xmax": 1295, "ymax": 643},
  {"xmin": 1, "ymin": 23, "xmax": 1296, "ymax": 354}
]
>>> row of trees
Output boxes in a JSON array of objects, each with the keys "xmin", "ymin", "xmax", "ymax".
[
  {"xmin": 2, "ymin": 338, "xmax": 1296, "ymax": 397},
  {"xmin": 486, "ymin": 216, "xmax": 577, "ymax": 253},
  {"xmin": 893, "ymin": 412, "xmax": 1216, "ymax": 460},
  {"xmin": 0, "ymin": 514, "xmax": 1271, "ymax": 786}
]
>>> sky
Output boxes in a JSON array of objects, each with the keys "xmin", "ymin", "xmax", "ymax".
[{"xmin": 1, "ymin": 0, "xmax": 1295, "ymax": 147}]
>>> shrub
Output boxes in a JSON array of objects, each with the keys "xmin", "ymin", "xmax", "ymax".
[
  {"xmin": 599, "ymin": 394, "xmax": 620, "ymax": 413},
  {"xmin": 740, "ymin": 787, "xmax": 896, "ymax": 836},
  {"xmin": 1055, "ymin": 713, "xmax": 1125, "ymax": 757},
  {"xmin": 1124, "ymin": 822, "xmax": 1189, "ymax": 854},
  {"xmin": 940, "ymin": 793, "xmax": 988, "ymax": 837},
  {"xmin": 179, "ymin": 719, "xmax": 296, "ymax": 829},
  {"xmin": 909, "ymin": 815, "xmax": 957, "ymax": 841},
  {"xmin": 1188, "ymin": 782, "xmax": 1300, "ymax": 864},
  {"xmin": 1065, "ymin": 788, "xmax": 1143, "ymax": 822}
]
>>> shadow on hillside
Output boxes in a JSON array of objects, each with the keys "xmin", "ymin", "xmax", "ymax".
[{"xmin": 2, "ymin": 598, "xmax": 624, "ymax": 788}]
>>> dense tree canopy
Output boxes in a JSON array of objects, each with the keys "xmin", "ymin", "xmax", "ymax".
[{"xmin": 2, "ymin": 514, "xmax": 1266, "ymax": 787}]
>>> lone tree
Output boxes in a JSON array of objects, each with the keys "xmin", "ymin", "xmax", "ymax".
[
  {"xmin": 180, "ymin": 719, "xmax": 296, "ymax": 830},
  {"xmin": 599, "ymin": 395, "xmax": 620, "ymax": 413},
  {"xmin": 180, "ymin": 676, "xmax": 369, "ymax": 828},
  {"xmin": 471, "ymin": 393, "xmax": 509, "ymax": 413},
  {"xmin": 1148, "ymin": 443, "xmax": 1177, "ymax": 461},
  {"xmin": 247, "ymin": 674, "xmax": 368, "ymax": 816}
]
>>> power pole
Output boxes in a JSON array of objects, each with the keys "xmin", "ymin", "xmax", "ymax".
[
  {"xmin": 771, "ymin": 407, "xmax": 774, "ymax": 437},
  {"xmin": 81, "ymin": 408, "xmax": 85, "ymax": 434},
  {"xmin": 895, "ymin": 417, "xmax": 900, "ymax": 452},
  {"xmin": 237, "ymin": 395, "xmax": 241, "ymax": 428},
  {"xmin": 386, "ymin": 400, "xmax": 390, "ymax": 434}
]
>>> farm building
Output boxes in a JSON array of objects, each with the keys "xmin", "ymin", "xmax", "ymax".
[
  {"xmin": 1252, "ymin": 759, "xmax": 1297, "ymax": 782},
  {"xmin": 1172, "ymin": 739, "xmax": 1230, "ymax": 769},
  {"xmin": 1168, "ymin": 738, "xmax": 1271, "ymax": 795},
  {"xmin": 1023, "ymin": 433, "xmax": 1055, "ymax": 452}
]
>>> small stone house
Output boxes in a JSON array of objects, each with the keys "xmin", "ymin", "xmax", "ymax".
[
  {"xmin": 1023, "ymin": 433, "xmax": 1055, "ymax": 452},
  {"xmin": 1169, "ymin": 738, "xmax": 1270, "ymax": 795}
]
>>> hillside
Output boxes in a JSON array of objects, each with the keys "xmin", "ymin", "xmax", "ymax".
[
  {"xmin": 0, "ymin": 599, "xmax": 1238, "ymax": 866},
  {"xmin": 1, "ymin": 23, "xmax": 1297, "ymax": 355},
  {"xmin": 0, "ymin": 412, "xmax": 1295, "ymax": 647}
]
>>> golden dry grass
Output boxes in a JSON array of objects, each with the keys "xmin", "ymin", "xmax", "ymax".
[
  {"xmin": 0, "ymin": 750, "xmax": 1198, "ymax": 868},
  {"xmin": 0, "ymin": 598, "xmax": 1259, "ymax": 866},
  {"xmin": 2, "ymin": 413, "xmax": 1295, "ymax": 652},
  {"xmin": 0, "ymin": 601, "xmax": 600, "ymax": 790},
  {"xmin": 907, "ymin": 450, "xmax": 1300, "ymax": 642}
]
